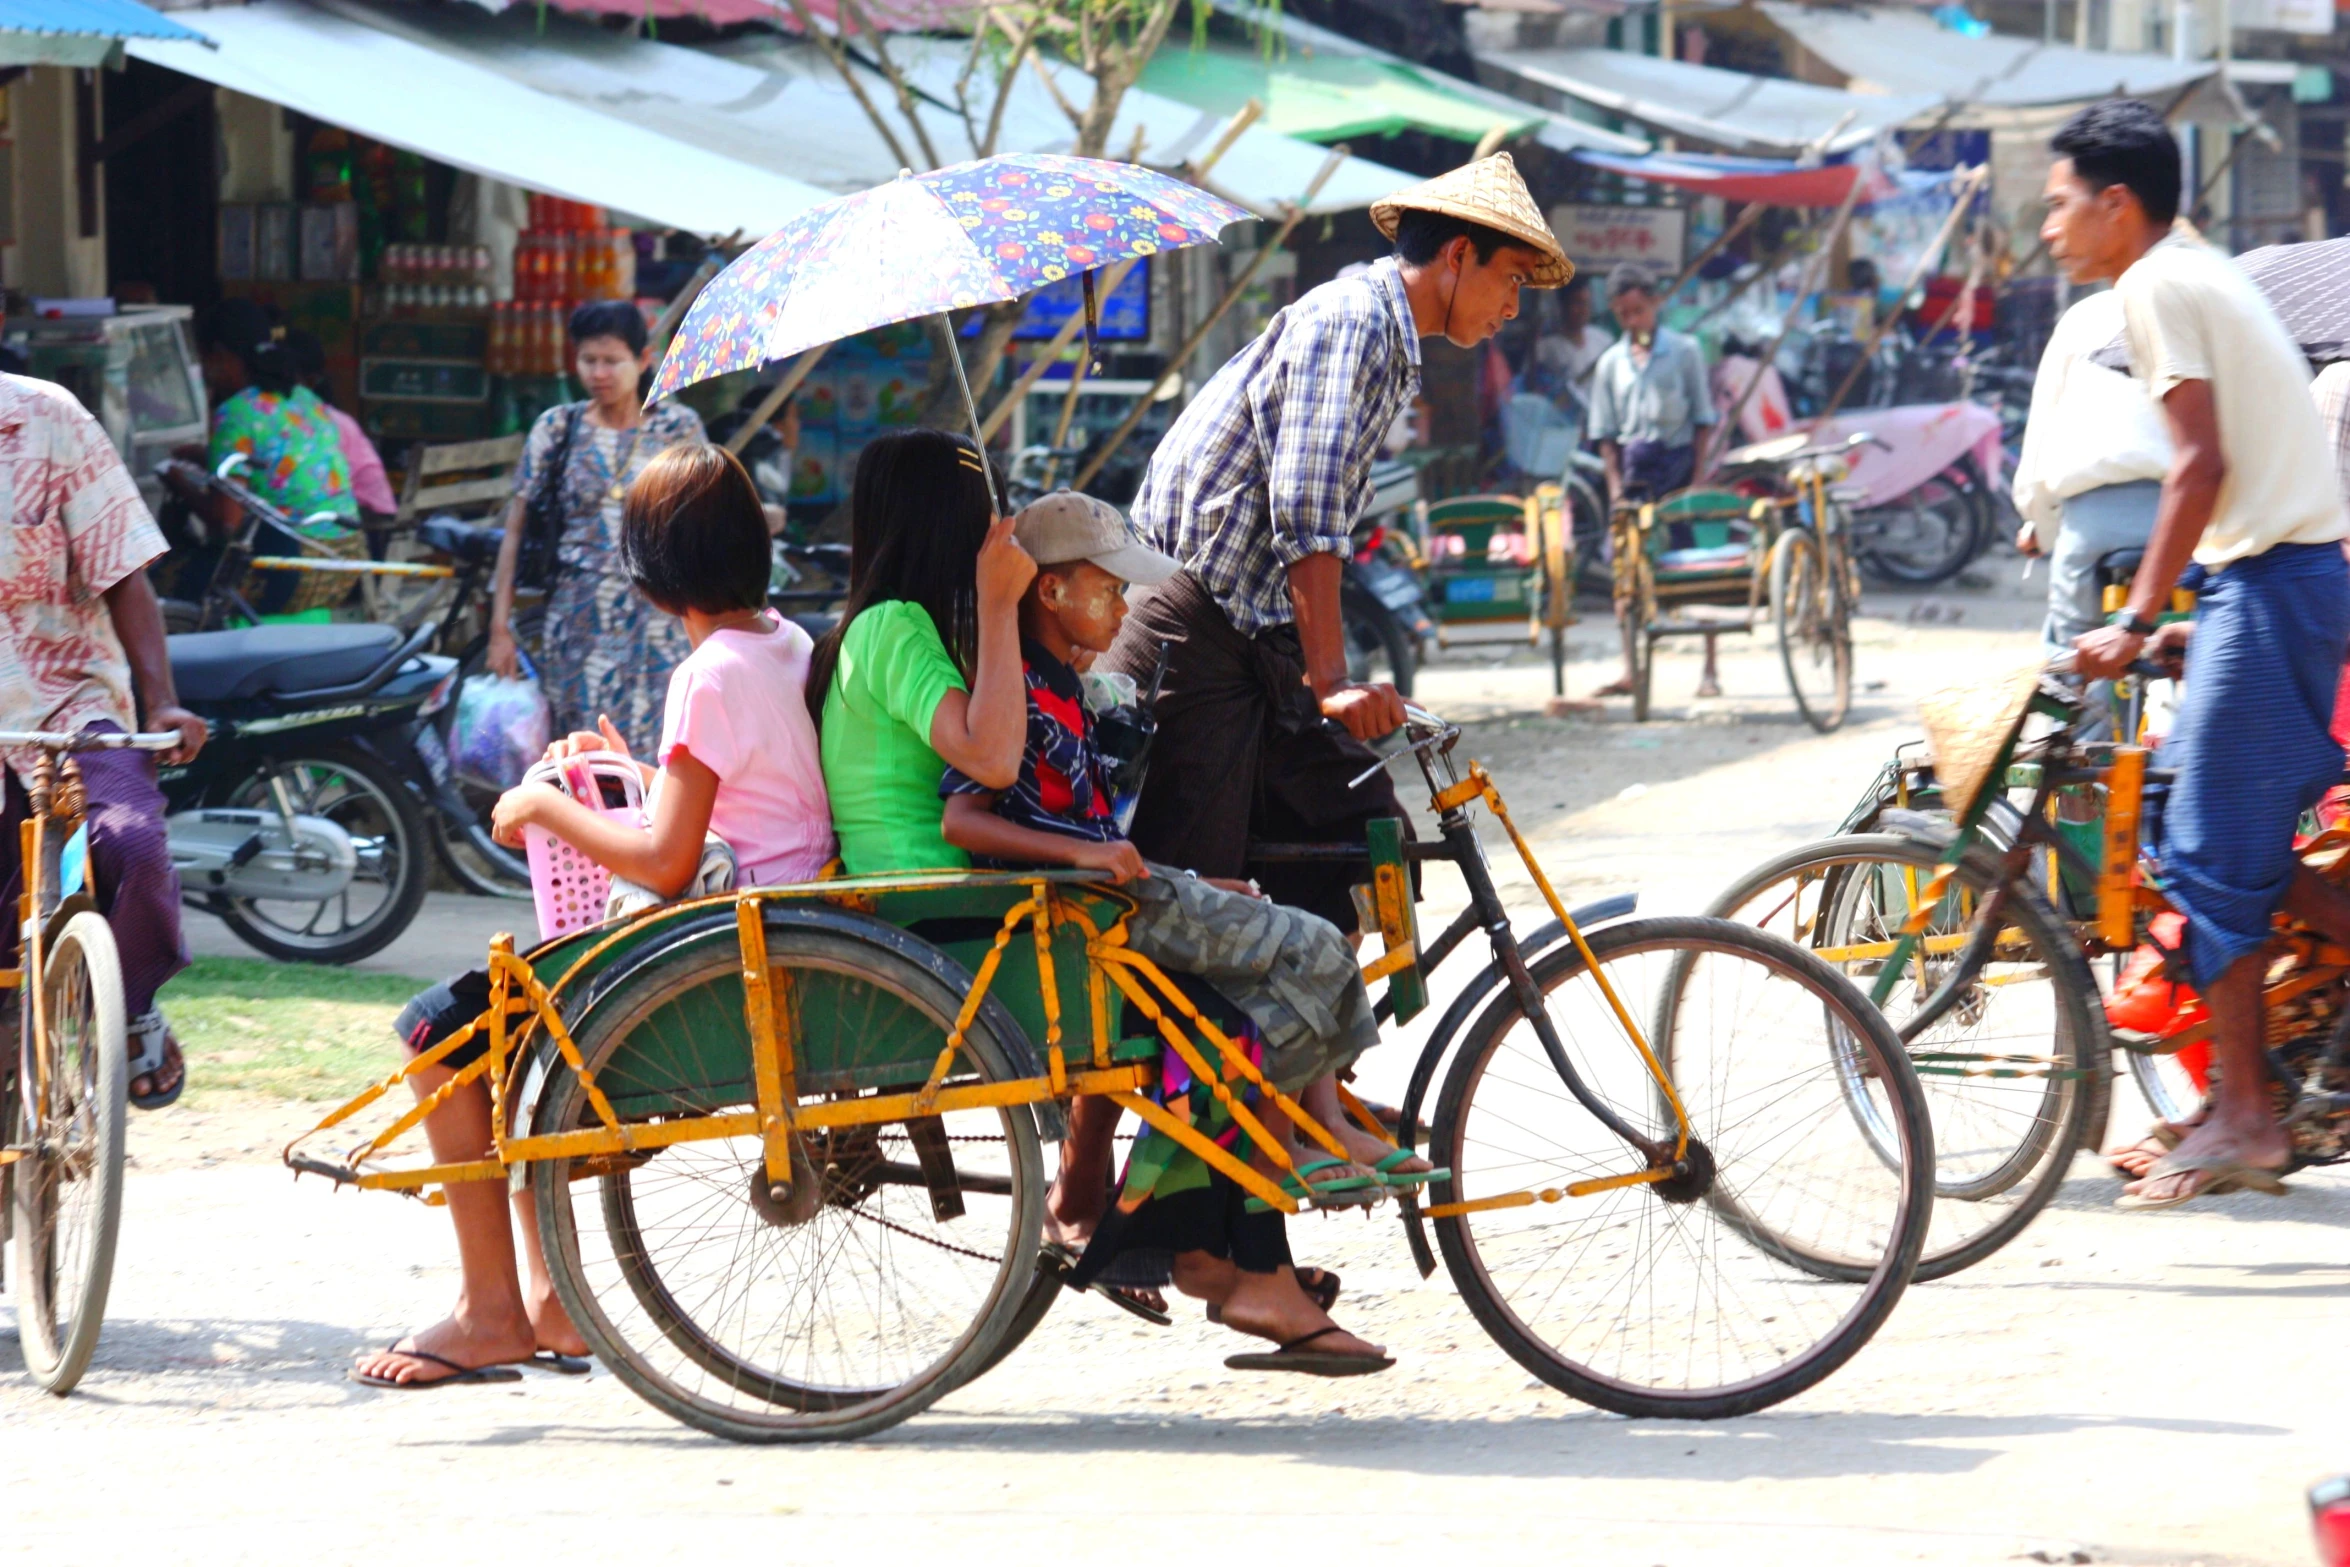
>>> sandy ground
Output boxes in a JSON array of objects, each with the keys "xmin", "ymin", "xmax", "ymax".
[{"xmin": 15, "ymin": 569, "xmax": 2349, "ymax": 1567}]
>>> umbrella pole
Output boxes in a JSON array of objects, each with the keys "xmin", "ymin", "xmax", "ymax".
[{"xmin": 932, "ymin": 311, "xmax": 1007, "ymax": 513}]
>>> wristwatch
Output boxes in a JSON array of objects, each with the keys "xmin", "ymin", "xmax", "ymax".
[{"xmin": 2123, "ymin": 613, "xmax": 2160, "ymax": 638}]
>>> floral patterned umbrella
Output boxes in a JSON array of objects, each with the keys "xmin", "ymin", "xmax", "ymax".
[{"xmin": 649, "ymin": 154, "xmax": 1250, "ymax": 437}]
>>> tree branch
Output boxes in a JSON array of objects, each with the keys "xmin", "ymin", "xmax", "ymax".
[
  {"xmin": 840, "ymin": 0, "xmax": 942, "ymax": 169},
  {"xmin": 980, "ymin": 5, "xmax": 1044, "ymax": 159},
  {"xmin": 781, "ymin": 0, "xmax": 915, "ymax": 169},
  {"xmin": 1027, "ymin": 47, "xmax": 1086, "ymax": 131}
]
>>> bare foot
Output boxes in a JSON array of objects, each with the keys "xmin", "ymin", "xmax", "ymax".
[
  {"xmin": 2105, "ymin": 1118, "xmax": 2188, "ymax": 1180},
  {"xmin": 1695, "ymin": 674, "xmax": 1723, "ymax": 699},
  {"xmin": 526, "ymin": 1282, "xmax": 590, "ymax": 1359},
  {"xmin": 130, "ymin": 1029, "xmax": 184, "ymax": 1106},
  {"xmin": 355, "ymin": 1313, "xmax": 535, "ymax": 1387},
  {"xmin": 1212, "ymin": 1266, "xmax": 1385, "ymax": 1361},
  {"xmin": 1591, "ymin": 674, "xmax": 1637, "ymax": 698},
  {"xmin": 1330, "ymin": 1121, "xmax": 1430, "ymax": 1177}
]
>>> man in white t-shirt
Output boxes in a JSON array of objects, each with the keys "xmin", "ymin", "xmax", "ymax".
[{"xmin": 2050, "ymin": 100, "xmax": 2350, "ymax": 1209}]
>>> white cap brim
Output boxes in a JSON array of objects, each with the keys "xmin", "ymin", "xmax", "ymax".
[{"xmin": 1087, "ymin": 542, "xmax": 1180, "ymax": 586}]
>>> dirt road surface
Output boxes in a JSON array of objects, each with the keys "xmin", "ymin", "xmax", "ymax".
[{"xmin": 13, "ymin": 578, "xmax": 2347, "ymax": 1567}]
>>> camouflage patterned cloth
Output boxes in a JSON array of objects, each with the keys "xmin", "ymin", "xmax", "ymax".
[{"xmin": 1122, "ymin": 864, "xmax": 1377, "ymax": 1095}]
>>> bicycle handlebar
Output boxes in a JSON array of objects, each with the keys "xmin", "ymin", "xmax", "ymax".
[{"xmin": 0, "ymin": 731, "xmax": 183, "ymax": 752}]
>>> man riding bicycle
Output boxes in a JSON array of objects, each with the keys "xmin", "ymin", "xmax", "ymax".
[
  {"xmin": 2050, "ymin": 102, "xmax": 2350, "ymax": 1208},
  {"xmin": 0, "ymin": 372, "xmax": 207, "ymax": 1107}
]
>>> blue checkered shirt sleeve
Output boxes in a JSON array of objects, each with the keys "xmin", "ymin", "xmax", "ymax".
[{"xmin": 1256, "ymin": 306, "xmax": 1395, "ymax": 577}]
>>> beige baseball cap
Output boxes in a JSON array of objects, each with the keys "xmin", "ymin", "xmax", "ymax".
[{"xmin": 1012, "ymin": 490, "xmax": 1178, "ymax": 586}]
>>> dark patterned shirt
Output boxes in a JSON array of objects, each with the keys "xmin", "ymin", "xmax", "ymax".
[{"xmin": 940, "ymin": 639, "xmax": 1118, "ymax": 862}]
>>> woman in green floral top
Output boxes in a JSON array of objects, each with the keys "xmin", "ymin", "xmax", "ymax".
[
  {"xmin": 197, "ymin": 299, "xmax": 356, "ymax": 536},
  {"xmin": 485, "ymin": 301, "xmax": 706, "ymax": 754}
]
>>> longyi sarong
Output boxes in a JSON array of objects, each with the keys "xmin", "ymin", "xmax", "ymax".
[{"xmin": 2148, "ymin": 541, "xmax": 2350, "ymax": 987}]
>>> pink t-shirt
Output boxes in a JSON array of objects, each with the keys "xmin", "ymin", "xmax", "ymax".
[
  {"xmin": 658, "ymin": 611, "xmax": 835, "ymax": 886},
  {"xmin": 322, "ymin": 403, "xmax": 397, "ymax": 516}
]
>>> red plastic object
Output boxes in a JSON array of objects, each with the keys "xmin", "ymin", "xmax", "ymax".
[{"xmin": 2309, "ymin": 1476, "xmax": 2350, "ymax": 1566}]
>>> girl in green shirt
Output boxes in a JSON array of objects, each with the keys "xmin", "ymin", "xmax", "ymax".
[{"xmin": 810, "ymin": 430, "xmax": 1034, "ymax": 873}]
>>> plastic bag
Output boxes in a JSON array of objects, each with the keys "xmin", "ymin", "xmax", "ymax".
[{"xmin": 450, "ymin": 656, "xmax": 552, "ymax": 794}]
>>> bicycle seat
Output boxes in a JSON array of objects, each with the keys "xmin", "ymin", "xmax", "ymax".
[
  {"xmin": 2094, "ymin": 547, "xmax": 2144, "ymax": 590},
  {"xmin": 169, "ymin": 624, "xmax": 403, "ymax": 703},
  {"xmin": 415, "ymin": 514, "xmax": 505, "ymax": 566}
]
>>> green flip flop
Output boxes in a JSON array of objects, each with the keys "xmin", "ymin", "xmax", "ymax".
[
  {"xmin": 1243, "ymin": 1156, "xmax": 1382, "ymax": 1214},
  {"xmin": 1368, "ymin": 1148, "xmax": 1449, "ymax": 1189}
]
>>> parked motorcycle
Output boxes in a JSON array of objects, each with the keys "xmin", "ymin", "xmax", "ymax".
[
  {"xmin": 163, "ymin": 620, "xmax": 451, "ymax": 965},
  {"xmin": 1342, "ymin": 459, "xmax": 1434, "ymax": 697}
]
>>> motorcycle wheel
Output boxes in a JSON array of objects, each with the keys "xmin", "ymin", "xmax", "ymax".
[
  {"xmin": 160, "ymin": 599, "xmax": 204, "ymax": 636},
  {"xmin": 209, "ymin": 744, "xmax": 431, "ymax": 965},
  {"xmin": 1343, "ymin": 598, "xmax": 1417, "ymax": 698},
  {"xmin": 1854, "ymin": 472, "xmax": 1979, "ymax": 587}
]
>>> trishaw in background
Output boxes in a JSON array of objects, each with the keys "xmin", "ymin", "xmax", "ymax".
[
  {"xmin": 288, "ymin": 705, "xmax": 1936, "ymax": 1440},
  {"xmin": 1, "ymin": 729, "xmax": 181, "ymax": 1393}
]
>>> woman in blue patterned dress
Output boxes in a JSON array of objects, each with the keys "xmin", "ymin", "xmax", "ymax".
[{"xmin": 486, "ymin": 301, "xmax": 707, "ymax": 753}]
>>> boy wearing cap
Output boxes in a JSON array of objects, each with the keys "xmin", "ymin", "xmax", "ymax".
[{"xmin": 941, "ymin": 491, "xmax": 1394, "ymax": 1370}]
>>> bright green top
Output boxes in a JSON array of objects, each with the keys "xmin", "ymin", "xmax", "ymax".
[{"xmin": 820, "ymin": 600, "xmax": 970, "ymax": 875}]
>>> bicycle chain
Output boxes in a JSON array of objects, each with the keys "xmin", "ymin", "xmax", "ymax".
[{"xmin": 847, "ymin": 1201, "xmax": 1013, "ymax": 1264}]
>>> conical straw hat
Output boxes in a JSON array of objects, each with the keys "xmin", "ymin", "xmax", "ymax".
[
  {"xmin": 1371, "ymin": 153, "xmax": 1573, "ymax": 288},
  {"xmin": 1917, "ymin": 661, "xmax": 2044, "ymax": 823}
]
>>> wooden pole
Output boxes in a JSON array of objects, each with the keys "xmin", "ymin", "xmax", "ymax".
[
  {"xmin": 724, "ymin": 344, "xmax": 830, "ymax": 457},
  {"xmin": 1709, "ymin": 169, "xmax": 1868, "ymax": 463},
  {"xmin": 1072, "ymin": 145, "xmax": 1349, "ymax": 491},
  {"xmin": 1819, "ymin": 163, "xmax": 1989, "ymax": 420},
  {"xmin": 1657, "ymin": 201, "xmax": 1763, "ymax": 304}
]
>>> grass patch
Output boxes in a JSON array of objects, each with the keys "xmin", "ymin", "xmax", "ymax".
[{"xmin": 162, "ymin": 956, "xmax": 428, "ymax": 1104}]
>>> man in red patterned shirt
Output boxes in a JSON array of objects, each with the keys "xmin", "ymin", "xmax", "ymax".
[{"xmin": 0, "ymin": 373, "xmax": 207, "ymax": 1107}]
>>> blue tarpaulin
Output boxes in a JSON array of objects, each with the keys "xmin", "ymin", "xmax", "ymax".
[{"xmin": 0, "ymin": 0, "xmax": 212, "ymax": 65}]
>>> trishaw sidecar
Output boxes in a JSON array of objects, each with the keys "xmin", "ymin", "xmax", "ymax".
[{"xmin": 290, "ymin": 717, "xmax": 1938, "ymax": 1443}]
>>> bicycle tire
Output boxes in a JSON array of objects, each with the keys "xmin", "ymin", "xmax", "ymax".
[
  {"xmin": 533, "ymin": 915, "xmax": 1044, "ymax": 1443},
  {"xmin": 1771, "ymin": 529, "xmax": 1852, "ymax": 734},
  {"xmin": 1705, "ymin": 833, "xmax": 2107, "ymax": 1280},
  {"xmin": 1430, "ymin": 915, "xmax": 1930, "ymax": 1419},
  {"xmin": 14, "ymin": 911, "xmax": 128, "ymax": 1394}
]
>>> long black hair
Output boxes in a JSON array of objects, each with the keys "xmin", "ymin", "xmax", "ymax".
[
  {"xmin": 197, "ymin": 298, "xmax": 298, "ymax": 396},
  {"xmin": 806, "ymin": 427, "xmax": 997, "ymax": 720}
]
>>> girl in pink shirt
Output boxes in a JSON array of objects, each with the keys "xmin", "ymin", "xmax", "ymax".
[{"xmin": 355, "ymin": 442, "xmax": 831, "ymax": 1392}]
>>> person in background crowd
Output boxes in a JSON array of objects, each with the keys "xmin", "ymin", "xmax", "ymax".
[
  {"xmin": 0, "ymin": 372, "xmax": 206, "ymax": 1109},
  {"xmin": 196, "ymin": 299, "xmax": 357, "ymax": 537},
  {"xmin": 484, "ymin": 300, "xmax": 706, "ymax": 755},
  {"xmin": 285, "ymin": 330, "xmax": 397, "ymax": 525},
  {"xmin": 2011, "ymin": 287, "xmax": 2171, "ymax": 735},
  {"xmin": 2053, "ymin": 100, "xmax": 2350, "ymax": 1210},
  {"xmin": 1589, "ymin": 262, "xmax": 1721, "ymax": 699},
  {"xmin": 1545, "ymin": 274, "xmax": 1614, "ymax": 414},
  {"xmin": 707, "ymin": 385, "xmax": 800, "ymax": 534}
]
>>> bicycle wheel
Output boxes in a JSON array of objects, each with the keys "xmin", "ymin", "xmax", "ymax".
[
  {"xmin": 14, "ymin": 911, "xmax": 128, "ymax": 1394},
  {"xmin": 533, "ymin": 913, "xmax": 1044, "ymax": 1443},
  {"xmin": 1770, "ymin": 529, "xmax": 1851, "ymax": 734},
  {"xmin": 1708, "ymin": 834, "xmax": 2107, "ymax": 1279},
  {"xmin": 1430, "ymin": 916, "xmax": 1929, "ymax": 1419}
]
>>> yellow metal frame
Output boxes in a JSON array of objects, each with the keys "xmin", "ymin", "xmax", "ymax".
[{"xmin": 292, "ymin": 763, "xmax": 1697, "ymax": 1228}]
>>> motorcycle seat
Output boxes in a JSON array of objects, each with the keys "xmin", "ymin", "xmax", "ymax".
[
  {"xmin": 415, "ymin": 514, "xmax": 505, "ymax": 566},
  {"xmin": 169, "ymin": 624, "xmax": 403, "ymax": 704}
]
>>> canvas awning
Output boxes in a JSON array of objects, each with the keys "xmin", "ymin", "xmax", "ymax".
[
  {"xmin": 125, "ymin": 0, "xmax": 832, "ymax": 236},
  {"xmin": 1198, "ymin": 0, "xmax": 1647, "ymax": 154},
  {"xmin": 0, "ymin": 0, "xmax": 209, "ymax": 68},
  {"xmin": 1757, "ymin": 3, "xmax": 2215, "ymax": 107},
  {"xmin": 1141, "ymin": 40, "xmax": 1545, "ymax": 146},
  {"xmin": 1480, "ymin": 46, "xmax": 1939, "ymax": 155},
  {"xmin": 1573, "ymin": 148, "xmax": 1942, "ymax": 207}
]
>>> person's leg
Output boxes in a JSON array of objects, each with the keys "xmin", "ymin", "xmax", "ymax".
[
  {"xmin": 1696, "ymin": 630, "xmax": 1722, "ymax": 699},
  {"xmin": 352, "ymin": 1065, "xmax": 541, "ymax": 1385},
  {"xmin": 1045, "ymin": 1093, "xmax": 1122, "ymax": 1247},
  {"xmin": 2122, "ymin": 953, "xmax": 2289, "ymax": 1201},
  {"xmin": 1168, "ymin": 1253, "xmax": 1383, "ymax": 1361},
  {"xmin": 510, "ymin": 1182, "xmax": 588, "ymax": 1359},
  {"xmin": 72, "ymin": 729, "xmax": 189, "ymax": 1102}
]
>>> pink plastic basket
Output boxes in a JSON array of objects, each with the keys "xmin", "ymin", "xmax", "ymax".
[{"xmin": 520, "ymin": 752, "xmax": 647, "ymax": 942}]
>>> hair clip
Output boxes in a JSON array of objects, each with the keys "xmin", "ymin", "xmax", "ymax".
[{"xmin": 955, "ymin": 449, "xmax": 984, "ymax": 473}]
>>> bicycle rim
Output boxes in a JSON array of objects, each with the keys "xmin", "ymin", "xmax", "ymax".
[
  {"xmin": 1433, "ymin": 916, "xmax": 1929, "ymax": 1419},
  {"xmin": 1773, "ymin": 532, "xmax": 1850, "ymax": 733},
  {"xmin": 536, "ymin": 926, "xmax": 1042, "ymax": 1442},
  {"xmin": 14, "ymin": 912, "xmax": 128, "ymax": 1394},
  {"xmin": 1709, "ymin": 835, "xmax": 2101, "ymax": 1280}
]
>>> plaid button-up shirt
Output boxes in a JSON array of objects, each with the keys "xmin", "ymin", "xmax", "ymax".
[{"xmin": 1130, "ymin": 259, "xmax": 1421, "ymax": 635}]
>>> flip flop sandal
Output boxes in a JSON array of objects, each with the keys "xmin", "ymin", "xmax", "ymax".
[
  {"xmin": 1037, "ymin": 1241, "xmax": 1172, "ymax": 1327},
  {"xmin": 1207, "ymin": 1266, "xmax": 1341, "ymax": 1325},
  {"xmin": 1225, "ymin": 1326, "xmax": 1394, "ymax": 1378},
  {"xmin": 2116, "ymin": 1155, "xmax": 2289, "ymax": 1212},
  {"xmin": 1367, "ymin": 1149, "xmax": 1448, "ymax": 1189},
  {"xmin": 1242, "ymin": 1157, "xmax": 1383, "ymax": 1215},
  {"xmin": 350, "ymin": 1344, "xmax": 525, "ymax": 1390},
  {"xmin": 528, "ymin": 1351, "xmax": 591, "ymax": 1375},
  {"xmin": 126, "ymin": 1010, "xmax": 185, "ymax": 1112},
  {"xmin": 2105, "ymin": 1122, "xmax": 2183, "ymax": 1178}
]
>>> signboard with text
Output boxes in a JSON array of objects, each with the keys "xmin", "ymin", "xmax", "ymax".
[{"xmin": 1549, "ymin": 204, "xmax": 1688, "ymax": 275}]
